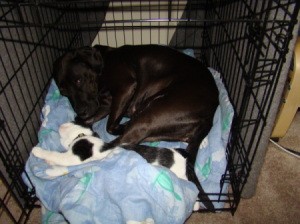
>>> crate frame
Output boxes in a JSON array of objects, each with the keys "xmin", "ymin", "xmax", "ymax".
[{"xmin": 0, "ymin": 0, "xmax": 299, "ymax": 222}]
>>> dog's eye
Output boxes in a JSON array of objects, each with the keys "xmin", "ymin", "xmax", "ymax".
[{"xmin": 75, "ymin": 78, "xmax": 82, "ymax": 87}]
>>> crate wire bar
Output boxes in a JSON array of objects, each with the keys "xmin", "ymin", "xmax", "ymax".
[{"xmin": 0, "ymin": 0, "xmax": 299, "ymax": 223}]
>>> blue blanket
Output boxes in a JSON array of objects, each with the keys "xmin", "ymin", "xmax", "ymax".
[{"xmin": 23, "ymin": 51, "xmax": 234, "ymax": 223}]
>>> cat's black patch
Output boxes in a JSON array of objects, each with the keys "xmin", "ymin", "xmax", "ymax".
[
  {"xmin": 123, "ymin": 144, "xmax": 159, "ymax": 163},
  {"xmin": 72, "ymin": 139, "xmax": 93, "ymax": 161},
  {"xmin": 157, "ymin": 148, "xmax": 174, "ymax": 168},
  {"xmin": 123, "ymin": 145, "xmax": 175, "ymax": 168}
]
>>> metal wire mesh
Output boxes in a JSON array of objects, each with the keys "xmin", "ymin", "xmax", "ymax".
[{"xmin": 0, "ymin": 0, "xmax": 298, "ymax": 222}]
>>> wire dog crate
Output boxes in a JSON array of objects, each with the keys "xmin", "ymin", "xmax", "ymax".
[{"xmin": 0, "ymin": 0, "xmax": 299, "ymax": 223}]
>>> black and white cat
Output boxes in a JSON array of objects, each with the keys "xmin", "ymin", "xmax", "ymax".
[
  {"xmin": 32, "ymin": 122, "xmax": 214, "ymax": 211},
  {"xmin": 32, "ymin": 122, "xmax": 189, "ymax": 179}
]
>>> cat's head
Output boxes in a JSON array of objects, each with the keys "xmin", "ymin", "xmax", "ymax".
[{"xmin": 59, "ymin": 122, "xmax": 97, "ymax": 148}]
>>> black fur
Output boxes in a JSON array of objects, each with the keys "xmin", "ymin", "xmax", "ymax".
[
  {"xmin": 186, "ymin": 162, "xmax": 215, "ymax": 212},
  {"xmin": 53, "ymin": 44, "xmax": 219, "ymax": 158},
  {"xmin": 174, "ymin": 148, "xmax": 189, "ymax": 159},
  {"xmin": 123, "ymin": 145, "xmax": 175, "ymax": 168},
  {"xmin": 72, "ymin": 139, "xmax": 94, "ymax": 161},
  {"xmin": 54, "ymin": 44, "xmax": 219, "ymax": 211},
  {"xmin": 157, "ymin": 148, "xmax": 175, "ymax": 168}
]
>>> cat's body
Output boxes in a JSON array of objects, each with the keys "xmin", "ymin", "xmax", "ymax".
[
  {"xmin": 32, "ymin": 122, "xmax": 216, "ymax": 211},
  {"xmin": 32, "ymin": 122, "xmax": 188, "ymax": 180}
]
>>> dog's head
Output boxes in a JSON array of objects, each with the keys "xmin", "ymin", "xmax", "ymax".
[
  {"xmin": 53, "ymin": 46, "xmax": 103, "ymax": 120},
  {"xmin": 59, "ymin": 122, "xmax": 95, "ymax": 148}
]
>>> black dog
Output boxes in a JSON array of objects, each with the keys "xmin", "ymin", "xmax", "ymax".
[{"xmin": 53, "ymin": 44, "xmax": 219, "ymax": 211}]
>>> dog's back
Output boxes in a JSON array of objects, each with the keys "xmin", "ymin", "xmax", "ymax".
[{"xmin": 101, "ymin": 45, "xmax": 218, "ymax": 117}]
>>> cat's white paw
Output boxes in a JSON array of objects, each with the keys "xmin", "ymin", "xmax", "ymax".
[
  {"xmin": 45, "ymin": 159, "xmax": 56, "ymax": 166},
  {"xmin": 31, "ymin": 146, "xmax": 45, "ymax": 159},
  {"xmin": 32, "ymin": 147, "xmax": 55, "ymax": 165},
  {"xmin": 46, "ymin": 167, "xmax": 69, "ymax": 177},
  {"xmin": 193, "ymin": 201, "xmax": 200, "ymax": 211}
]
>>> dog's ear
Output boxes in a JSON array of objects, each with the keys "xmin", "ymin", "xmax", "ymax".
[
  {"xmin": 93, "ymin": 45, "xmax": 113, "ymax": 58},
  {"xmin": 52, "ymin": 54, "xmax": 63, "ymax": 85},
  {"xmin": 76, "ymin": 46, "xmax": 104, "ymax": 74},
  {"xmin": 53, "ymin": 52, "xmax": 73, "ymax": 96}
]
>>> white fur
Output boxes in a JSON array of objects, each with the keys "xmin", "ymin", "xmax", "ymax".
[
  {"xmin": 32, "ymin": 137, "xmax": 111, "ymax": 167},
  {"xmin": 32, "ymin": 122, "xmax": 109, "ymax": 166},
  {"xmin": 169, "ymin": 149, "xmax": 187, "ymax": 181},
  {"xmin": 45, "ymin": 167, "xmax": 69, "ymax": 176},
  {"xmin": 127, "ymin": 218, "xmax": 155, "ymax": 224},
  {"xmin": 32, "ymin": 146, "xmax": 82, "ymax": 166},
  {"xmin": 59, "ymin": 122, "xmax": 94, "ymax": 148}
]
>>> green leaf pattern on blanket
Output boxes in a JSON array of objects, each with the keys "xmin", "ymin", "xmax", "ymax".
[
  {"xmin": 76, "ymin": 173, "xmax": 93, "ymax": 203},
  {"xmin": 38, "ymin": 128, "xmax": 53, "ymax": 143},
  {"xmin": 153, "ymin": 170, "xmax": 182, "ymax": 201},
  {"xmin": 148, "ymin": 142, "xmax": 160, "ymax": 147},
  {"xmin": 39, "ymin": 90, "xmax": 61, "ymax": 142},
  {"xmin": 222, "ymin": 113, "xmax": 231, "ymax": 132},
  {"xmin": 44, "ymin": 210, "xmax": 55, "ymax": 224},
  {"xmin": 196, "ymin": 156, "xmax": 212, "ymax": 179},
  {"xmin": 50, "ymin": 89, "xmax": 61, "ymax": 101}
]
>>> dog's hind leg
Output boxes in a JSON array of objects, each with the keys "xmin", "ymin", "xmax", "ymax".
[{"xmin": 104, "ymin": 111, "xmax": 216, "ymax": 212}]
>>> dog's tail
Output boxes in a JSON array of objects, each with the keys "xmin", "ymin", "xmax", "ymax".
[
  {"xmin": 186, "ymin": 162, "xmax": 215, "ymax": 212},
  {"xmin": 185, "ymin": 118, "xmax": 215, "ymax": 212}
]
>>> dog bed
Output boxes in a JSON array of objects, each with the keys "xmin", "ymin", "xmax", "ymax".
[{"xmin": 23, "ymin": 50, "xmax": 234, "ymax": 224}]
